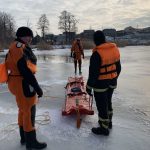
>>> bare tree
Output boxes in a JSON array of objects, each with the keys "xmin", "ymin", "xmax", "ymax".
[
  {"xmin": 0, "ymin": 12, "xmax": 15, "ymax": 49},
  {"xmin": 37, "ymin": 14, "xmax": 49, "ymax": 39},
  {"xmin": 68, "ymin": 12, "xmax": 78, "ymax": 32},
  {"xmin": 58, "ymin": 10, "xmax": 78, "ymax": 43},
  {"xmin": 58, "ymin": 10, "xmax": 68, "ymax": 43},
  {"xmin": 26, "ymin": 18, "xmax": 32, "ymax": 28},
  {"xmin": 68, "ymin": 13, "xmax": 78, "ymax": 42}
]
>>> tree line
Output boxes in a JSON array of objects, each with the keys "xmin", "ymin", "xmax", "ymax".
[
  {"xmin": 38, "ymin": 10, "xmax": 78, "ymax": 43},
  {"xmin": 0, "ymin": 10, "xmax": 78, "ymax": 49},
  {"xmin": 0, "ymin": 12, "xmax": 15, "ymax": 49}
]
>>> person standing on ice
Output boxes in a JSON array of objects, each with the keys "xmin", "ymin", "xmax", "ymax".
[
  {"xmin": 86, "ymin": 30, "xmax": 121, "ymax": 135},
  {"xmin": 70, "ymin": 38, "xmax": 84, "ymax": 74},
  {"xmin": 5, "ymin": 27, "xmax": 47, "ymax": 149}
]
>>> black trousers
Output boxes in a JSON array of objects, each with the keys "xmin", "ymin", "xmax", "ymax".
[{"xmin": 94, "ymin": 88, "xmax": 114, "ymax": 119}]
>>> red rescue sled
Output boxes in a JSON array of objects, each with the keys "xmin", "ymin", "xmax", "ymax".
[{"xmin": 62, "ymin": 76, "xmax": 94, "ymax": 128}]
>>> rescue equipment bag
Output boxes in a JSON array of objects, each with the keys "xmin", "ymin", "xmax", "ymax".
[{"xmin": 0, "ymin": 62, "xmax": 8, "ymax": 83}]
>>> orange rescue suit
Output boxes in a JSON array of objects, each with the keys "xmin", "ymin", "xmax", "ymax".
[
  {"xmin": 6, "ymin": 41, "xmax": 38, "ymax": 132},
  {"xmin": 71, "ymin": 40, "xmax": 83, "ymax": 60},
  {"xmin": 93, "ymin": 43, "xmax": 120, "ymax": 80}
]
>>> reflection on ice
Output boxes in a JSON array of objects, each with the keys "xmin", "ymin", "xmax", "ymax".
[
  {"xmin": 0, "ymin": 107, "xmax": 17, "ymax": 114},
  {"xmin": 39, "ymin": 79, "xmax": 66, "ymax": 86},
  {"xmin": 37, "ymin": 55, "xmax": 74, "ymax": 64}
]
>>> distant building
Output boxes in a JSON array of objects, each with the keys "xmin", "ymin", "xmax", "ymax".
[
  {"xmin": 116, "ymin": 30, "xmax": 125, "ymax": 37},
  {"xmin": 139, "ymin": 27, "xmax": 150, "ymax": 34},
  {"xmin": 45, "ymin": 34, "xmax": 55, "ymax": 44},
  {"xmin": 63, "ymin": 32, "xmax": 76, "ymax": 43},
  {"xmin": 124, "ymin": 26, "xmax": 140, "ymax": 35},
  {"xmin": 55, "ymin": 34, "xmax": 66, "ymax": 45},
  {"xmin": 103, "ymin": 29, "xmax": 116, "ymax": 37},
  {"xmin": 124, "ymin": 26, "xmax": 137, "ymax": 32},
  {"xmin": 32, "ymin": 26, "xmax": 150, "ymax": 46},
  {"xmin": 55, "ymin": 32, "xmax": 76, "ymax": 44},
  {"xmin": 32, "ymin": 35, "xmax": 41, "ymax": 45},
  {"xmin": 80, "ymin": 30, "xmax": 95, "ymax": 40}
]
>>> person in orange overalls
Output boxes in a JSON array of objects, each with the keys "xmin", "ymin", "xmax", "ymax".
[
  {"xmin": 6, "ymin": 27, "xmax": 47, "ymax": 149},
  {"xmin": 71, "ymin": 38, "xmax": 84, "ymax": 74},
  {"xmin": 86, "ymin": 30, "xmax": 121, "ymax": 136}
]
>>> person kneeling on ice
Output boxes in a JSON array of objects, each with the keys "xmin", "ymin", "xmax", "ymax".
[
  {"xmin": 5, "ymin": 27, "xmax": 47, "ymax": 149},
  {"xmin": 70, "ymin": 38, "xmax": 84, "ymax": 75},
  {"xmin": 86, "ymin": 30, "xmax": 121, "ymax": 135}
]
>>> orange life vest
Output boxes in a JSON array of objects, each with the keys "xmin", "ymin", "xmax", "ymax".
[
  {"xmin": 93, "ymin": 43, "xmax": 120, "ymax": 80},
  {"xmin": 71, "ymin": 40, "xmax": 83, "ymax": 53},
  {"xmin": 6, "ymin": 41, "xmax": 37, "ymax": 76}
]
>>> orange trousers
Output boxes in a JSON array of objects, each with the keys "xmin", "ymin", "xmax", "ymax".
[
  {"xmin": 74, "ymin": 52, "xmax": 82, "ymax": 61},
  {"xmin": 8, "ymin": 76, "xmax": 37, "ymax": 132}
]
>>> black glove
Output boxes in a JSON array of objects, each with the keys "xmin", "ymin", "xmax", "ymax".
[
  {"xmin": 70, "ymin": 52, "xmax": 73, "ymax": 57},
  {"xmin": 35, "ymin": 85, "xmax": 43, "ymax": 98},
  {"xmin": 86, "ymin": 87, "xmax": 92, "ymax": 96}
]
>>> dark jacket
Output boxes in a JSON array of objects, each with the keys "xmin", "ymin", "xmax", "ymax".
[
  {"xmin": 87, "ymin": 51, "xmax": 121, "ymax": 90},
  {"xmin": 15, "ymin": 38, "xmax": 41, "ymax": 95}
]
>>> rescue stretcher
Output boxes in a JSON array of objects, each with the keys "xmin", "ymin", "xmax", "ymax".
[{"xmin": 62, "ymin": 76, "xmax": 94, "ymax": 128}]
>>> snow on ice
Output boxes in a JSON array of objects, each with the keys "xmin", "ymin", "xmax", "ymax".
[{"xmin": 0, "ymin": 46, "xmax": 150, "ymax": 150}]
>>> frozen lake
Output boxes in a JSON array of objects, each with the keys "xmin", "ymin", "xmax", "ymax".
[{"xmin": 0, "ymin": 46, "xmax": 150, "ymax": 150}]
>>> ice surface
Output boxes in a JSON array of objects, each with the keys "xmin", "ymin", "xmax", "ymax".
[{"xmin": 0, "ymin": 46, "xmax": 150, "ymax": 150}]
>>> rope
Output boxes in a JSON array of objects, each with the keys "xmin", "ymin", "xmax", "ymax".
[
  {"xmin": 0, "ymin": 111, "xmax": 51, "ymax": 141},
  {"xmin": 35, "ymin": 111, "xmax": 51, "ymax": 126},
  {"xmin": 0, "ymin": 122, "xmax": 18, "ymax": 141}
]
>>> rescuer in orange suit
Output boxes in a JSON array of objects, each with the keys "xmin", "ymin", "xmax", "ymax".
[
  {"xmin": 6, "ymin": 27, "xmax": 47, "ymax": 149},
  {"xmin": 86, "ymin": 30, "xmax": 121, "ymax": 136},
  {"xmin": 71, "ymin": 38, "xmax": 84, "ymax": 74}
]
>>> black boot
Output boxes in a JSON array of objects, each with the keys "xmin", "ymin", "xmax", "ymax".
[
  {"xmin": 25, "ymin": 130, "xmax": 47, "ymax": 150},
  {"xmin": 74, "ymin": 61, "xmax": 77, "ymax": 75},
  {"xmin": 79, "ymin": 70, "xmax": 82, "ymax": 75},
  {"xmin": 91, "ymin": 127, "xmax": 109, "ymax": 136},
  {"xmin": 79, "ymin": 66, "xmax": 82, "ymax": 75},
  {"xmin": 95, "ymin": 118, "xmax": 109, "ymax": 135},
  {"xmin": 79, "ymin": 61, "xmax": 82, "ymax": 75},
  {"xmin": 19, "ymin": 126, "xmax": 26, "ymax": 145},
  {"xmin": 75, "ymin": 69, "xmax": 77, "ymax": 75}
]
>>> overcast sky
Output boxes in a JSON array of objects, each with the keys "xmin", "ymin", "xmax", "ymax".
[{"xmin": 0, "ymin": 0, "xmax": 150, "ymax": 35}]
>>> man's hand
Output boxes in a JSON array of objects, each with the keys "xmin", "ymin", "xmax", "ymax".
[{"xmin": 36, "ymin": 86, "xmax": 43, "ymax": 98}]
